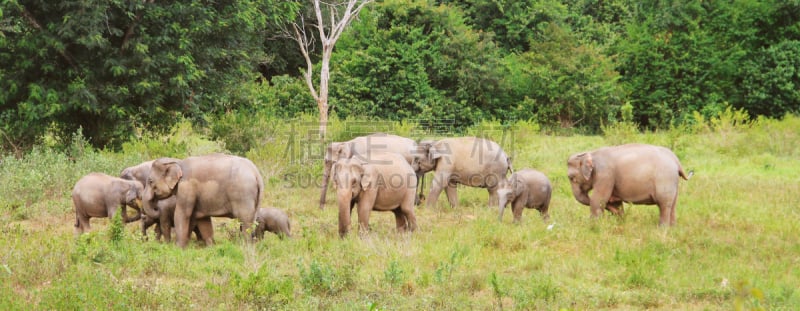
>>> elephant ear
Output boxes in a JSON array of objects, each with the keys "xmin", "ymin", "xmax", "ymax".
[
  {"xmin": 154, "ymin": 159, "xmax": 182, "ymax": 191},
  {"xmin": 512, "ymin": 174, "xmax": 525, "ymax": 196},
  {"xmin": 581, "ymin": 153, "xmax": 594, "ymax": 181},
  {"xmin": 355, "ymin": 164, "xmax": 372, "ymax": 189},
  {"xmin": 325, "ymin": 143, "xmax": 342, "ymax": 163},
  {"xmin": 124, "ymin": 180, "xmax": 143, "ymax": 203}
]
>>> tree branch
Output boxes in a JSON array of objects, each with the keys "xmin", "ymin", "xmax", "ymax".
[
  {"xmin": 120, "ymin": 0, "xmax": 155, "ymax": 54},
  {"xmin": 20, "ymin": 6, "xmax": 79, "ymax": 71}
]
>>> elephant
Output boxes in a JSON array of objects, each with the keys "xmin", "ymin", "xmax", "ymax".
[
  {"xmin": 497, "ymin": 169, "xmax": 552, "ymax": 223},
  {"xmin": 120, "ymin": 160, "xmax": 210, "ymax": 242},
  {"xmin": 145, "ymin": 153, "xmax": 263, "ymax": 248},
  {"xmin": 566, "ymin": 143, "xmax": 691, "ymax": 226},
  {"xmin": 417, "ymin": 137, "xmax": 511, "ymax": 209},
  {"xmin": 252, "ymin": 207, "xmax": 291, "ymax": 239},
  {"xmin": 320, "ymin": 133, "xmax": 422, "ymax": 209},
  {"xmin": 72, "ymin": 172, "xmax": 144, "ymax": 234},
  {"xmin": 333, "ymin": 152, "xmax": 417, "ymax": 238}
]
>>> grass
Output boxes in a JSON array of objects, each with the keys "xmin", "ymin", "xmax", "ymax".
[{"xmin": 1, "ymin": 113, "xmax": 799, "ymax": 310}]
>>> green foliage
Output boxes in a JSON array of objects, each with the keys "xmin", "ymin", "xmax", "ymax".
[
  {"xmin": 383, "ymin": 259, "xmax": 406, "ymax": 287},
  {"xmin": 331, "ymin": 0, "xmax": 507, "ymax": 130},
  {"xmin": 298, "ymin": 259, "xmax": 343, "ymax": 296},
  {"xmin": 108, "ymin": 211, "xmax": 125, "ymax": 245},
  {"xmin": 0, "ymin": 0, "xmax": 289, "ymax": 150},
  {"xmin": 229, "ymin": 265, "xmax": 294, "ymax": 307}
]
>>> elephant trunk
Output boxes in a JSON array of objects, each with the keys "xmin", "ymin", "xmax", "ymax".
[
  {"xmin": 570, "ymin": 183, "xmax": 591, "ymax": 206},
  {"xmin": 337, "ymin": 190, "xmax": 354, "ymax": 238},
  {"xmin": 320, "ymin": 161, "xmax": 333, "ymax": 209},
  {"xmin": 497, "ymin": 197, "xmax": 508, "ymax": 221},
  {"xmin": 141, "ymin": 188, "xmax": 161, "ymax": 219}
]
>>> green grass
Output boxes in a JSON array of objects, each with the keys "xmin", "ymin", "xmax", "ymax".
[{"xmin": 1, "ymin": 115, "xmax": 799, "ymax": 310}]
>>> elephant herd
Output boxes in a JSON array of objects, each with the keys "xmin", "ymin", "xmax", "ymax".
[{"xmin": 72, "ymin": 133, "xmax": 690, "ymax": 247}]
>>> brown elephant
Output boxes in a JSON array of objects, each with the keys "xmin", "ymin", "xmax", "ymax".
[
  {"xmin": 497, "ymin": 169, "xmax": 552, "ymax": 223},
  {"xmin": 121, "ymin": 160, "xmax": 210, "ymax": 242},
  {"xmin": 333, "ymin": 152, "xmax": 417, "ymax": 237},
  {"xmin": 252, "ymin": 207, "xmax": 291, "ymax": 239},
  {"xmin": 72, "ymin": 172, "xmax": 144, "ymax": 234},
  {"xmin": 417, "ymin": 137, "xmax": 511, "ymax": 209},
  {"xmin": 320, "ymin": 133, "xmax": 421, "ymax": 209},
  {"xmin": 145, "ymin": 153, "xmax": 263, "ymax": 248},
  {"xmin": 567, "ymin": 143, "xmax": 691, "ymax": 226}
]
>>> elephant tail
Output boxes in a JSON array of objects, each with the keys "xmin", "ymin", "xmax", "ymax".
[{"xmin": 679, "ymin": 167, "xmax": 693, "ymax": 180}]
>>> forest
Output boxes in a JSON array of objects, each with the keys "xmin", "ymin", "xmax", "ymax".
[
  {"xmin": 1, "ymin": 0, "xmax": 799, "ymax": 152},
  {"xmin": 2, "ymin": 1, "xmax": 800, "ymax": 309}
]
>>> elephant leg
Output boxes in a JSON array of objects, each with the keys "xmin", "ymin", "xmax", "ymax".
[
  {"xmin": 606, "ymin": 201, "xmax": 624, "ymax": 216},
  {"xmin": 589, "ymin": 184, "xmax": 613, "ymax": 219},
  {"xmin": 356, "ymin": 206, "xmax": 371, "ymax": 236},
  {"xmin": 231, "ymin": 204, "xmax": 256, "ymax": 242},
  {"xmin": 392, "ymin": 208, "xmax": 408, "ymax": 232},
  {"xmin": 339, "ymin": 203, "xmax": 353, "ymax": 238},
  {"xmin": 445, "ymin": 182, "xmax": 458, "ymax": 209},
  {"xmin": 76, "ymin": 213, "xmax": 90, "ymax": 234},
  {"xmin": 426, "ymin": 172, "xmax": 448, "ymax": 209},
  {"xmin": 172, "ymin": 203, "xmax": 193, "ymax": 248},
  {"xmin": 196, "ymin": 218, "xmax": 214, "ymax": 246},
  {"xmin": 487, "ymin": 187, "xmax": 499, "ymax": 208},
  {"xmin": 512, "ymin": 200, "xmax": 525, "ymax": 223},
  {"xmin": 658, "ymin": 192, "xmax": 678, "ymax": 227}
]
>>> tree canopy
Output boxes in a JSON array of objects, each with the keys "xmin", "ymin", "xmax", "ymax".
[{"xmin": 2, "ymin": 0, "xmax": 799, "ymax": 151}]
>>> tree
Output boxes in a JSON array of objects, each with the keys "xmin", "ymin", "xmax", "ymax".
[
  {"xmin": 0, "ymin": 0, "xmax": 296, "ymax": 151},
  {"xmin": 284, "ymin": 0, "xmax": 372, "ymax": 140}
]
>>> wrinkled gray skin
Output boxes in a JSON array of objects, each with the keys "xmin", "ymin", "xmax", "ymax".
[
  {"xmin": 320, "ymin": 133, "xmax": 422, "ymax": 209},
  {"xmin": 333, "ymin": 152, "xmax": 418, "ymax": 238},
  {"xmin": 72, "ymin": 173, "xmax": 143, "ymax": 234},
  {"xmin": 418, "ymin": 137, "xmax": 511, "ymax": 209},
  {"xmin": 146, "ymin": 154, "xmax": 263, "ymax": 248},
  {"xmin": 121, "ymin": 160, "xmax": 209, "ymax": 242},
  {"xmin": 567, "ymin": 143, "xmax": 690, "ymax": 226},
  {"xmin": 497, "ymin": 169, "xmax": 552, "ymax": 223},
  {"xmin": 253, "ymin": 207, "xmax": 291, "ymax": 239},
  {"xmin": 141, "ymin": 186, "xmax": 212, "ymax": 243}
]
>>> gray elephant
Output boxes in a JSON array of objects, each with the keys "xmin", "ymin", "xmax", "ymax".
[
  {"xmin": 141, "ymin": 187, "xmax": 212, "ymax": 243},
  {"xmin": 333, "ymin": 152, "xmax": 418, "ymax": 237},
  {"xmin": 146, "ymin": 153, "xmax": 263, "ymax": 247},
  {"xmin": 567, "ymin": 143, "xmax": 691, "ymax": 226},
  {"xmin": 320, "ymin": 133, "xmax": 421, "ymax": 209},
  {"xmin": 418, "ymin": 137, "xmax": 511, "ymax": 209},
  {"xmin": 120, "ymin": 160, "xmax": 210, "ymax": 242},
  {"xmin": 72, "ymin": 172, "xmax": 144, "ymax": 234},
  {"xmin": 497, "ymin": 169, "xmax": 552, "ymax": 223},
  {"xmin": 253, "ymin": 207, "xmax": 291, "ymax": 239}
]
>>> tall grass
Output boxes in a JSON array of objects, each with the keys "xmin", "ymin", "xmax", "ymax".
[{"xmin": 1, "ymin": 113, "xmax": 798, "ymax": 309}]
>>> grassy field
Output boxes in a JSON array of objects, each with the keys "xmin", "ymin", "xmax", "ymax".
[{"xmin": 1, "ymin": 113, "xmax": 798, "ymax": 310}]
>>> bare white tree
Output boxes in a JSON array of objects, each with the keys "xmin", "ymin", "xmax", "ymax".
[{"xmin": 288, "ymin": 0, "xmax": 372, "ymax": 140}]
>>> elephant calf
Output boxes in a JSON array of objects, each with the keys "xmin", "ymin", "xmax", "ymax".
[
  {"xmin": 497, "ymin": 169, "xmax": 552, "ymax": 223},
  {"xmin": 72, "ymin": 172, "xmax": 144, "ymax": 234},
  {"xmin": 252, "ymin": 207, "xmax": 291, "ymax": 239}
]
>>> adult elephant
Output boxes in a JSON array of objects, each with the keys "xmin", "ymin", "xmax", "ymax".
[
  {"xmin": 72, "ymin": 173, "xmax": 143, "ymax": 234},
  {"xmin": 146, "ymin": 153, "xmax": 263, "ymax": 248},
  {"xmin": 121, "ymin": 160, "xmax": 211, "ymax": 242},
  {"xmin": 566, "ymin": 143, "xmax": 691, "ymax": 226},
  {"xmin": 333, "ymin": 152, "xmax": 417, "ymax": 237},
  {"xmin": 418, "ymin": 137, "xmax": 511, "ymax": 209},
  {"xmin": 320, "ymin": 133, "xmax": 421, "ymax": 209}
]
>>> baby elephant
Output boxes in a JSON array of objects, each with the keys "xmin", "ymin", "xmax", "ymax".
[
  {"xmin": 497, "ymin": 169, "xmax": 552, "ymax": 223},
  {"xmin": 72, "ymin": 172, "xmax": 144, "ymax": 234},
  {"xmin": 253, "ymin": 207, "xmax": 291, "ymax": 239}
]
